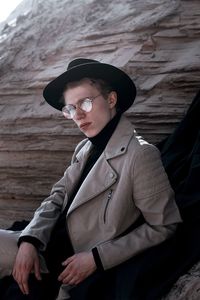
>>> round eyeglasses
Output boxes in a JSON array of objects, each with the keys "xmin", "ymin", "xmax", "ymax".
[{"xmin": 62, "ymin": 93, "xmax": 101, "ymax": 119}]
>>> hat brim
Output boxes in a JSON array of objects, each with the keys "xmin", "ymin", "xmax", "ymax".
[{"xmin": 43, "ymin": 62, "xmax": 136, "ymax": 113}]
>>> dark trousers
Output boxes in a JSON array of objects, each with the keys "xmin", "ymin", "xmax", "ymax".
[{"xmin": 0, "ymin": 274, "xmax": 60, "ymax": 300}]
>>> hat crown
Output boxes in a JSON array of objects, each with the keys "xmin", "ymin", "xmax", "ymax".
[{"xmin": 68, "ymin": 58, "xmax": 100, "ymax": 70}]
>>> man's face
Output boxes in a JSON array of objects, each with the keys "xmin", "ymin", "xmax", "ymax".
[{"xmin": 63, "ymin": 81, "xmax": 117, "ymax": 137}]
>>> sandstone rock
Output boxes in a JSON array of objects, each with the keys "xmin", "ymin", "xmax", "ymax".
[
  {"xmin": 0, "ymin": 0, "xmax": 200, "ymax": 297},
  {"xmin": 1, "ymin": 0, "xmax": 199, "ymax": 227},
  {"xmin": 163, "ymin": 261, "xmax": 200, "ymax": 300}
]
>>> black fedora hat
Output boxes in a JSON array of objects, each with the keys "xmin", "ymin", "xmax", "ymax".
[{"xmin": 43, "ymin": 58, "xmax": 136, "ymax": 113}]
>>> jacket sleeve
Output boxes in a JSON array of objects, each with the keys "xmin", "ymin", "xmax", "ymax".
[
  {"xmin": 19, "ymin": 138, "xmax": 89, "ymax": 250},
  {"xmin": 96, "ymin": 145, "xmax": 182, "ymax": 270},
  {"xmin": 19, "ymin": 173, "xmax": 67, "ymax": 251}
]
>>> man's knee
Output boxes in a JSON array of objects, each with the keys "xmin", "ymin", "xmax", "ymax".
[{"xmin": 0, "ymin": 230, "xmax": 20, "ymax": 278}]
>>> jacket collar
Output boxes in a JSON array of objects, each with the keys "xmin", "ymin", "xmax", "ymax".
[
  {"xmin": 75, "ymin": 115, "xmax": 136, "ymax": 162},
  {"xmin": 104, "ymin": 115, "xmax": 136, "ymax": 159}
]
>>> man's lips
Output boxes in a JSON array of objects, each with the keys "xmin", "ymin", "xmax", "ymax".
[{"xmin": 79, "ymin": 122, "xmax": 92, "ymax": 130}]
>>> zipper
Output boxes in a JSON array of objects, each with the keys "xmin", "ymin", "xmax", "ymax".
[{"xmin": 103, "ymin": 189, "xmax": 113, "ymax": 223}]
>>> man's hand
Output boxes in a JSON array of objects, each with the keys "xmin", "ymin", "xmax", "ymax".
[
  {"xmin": 58, "ymin": 252, "xmax": 97, "ymax": 286},
  {"xmin": 12, "ymin": 242, "xmax": 41, "ymax": 295}
]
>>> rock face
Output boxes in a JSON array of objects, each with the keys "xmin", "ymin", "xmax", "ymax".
[
  {"xmin": 163, "ymin": 261, "xmax": 200, "ymax": 300},
  {"xmin": 1, "ymin": 0, "xmax": 200, "ymax": 228},
  {"xmin": 0, "ymin": 0, "xmax": 200, "ymax": 298}
]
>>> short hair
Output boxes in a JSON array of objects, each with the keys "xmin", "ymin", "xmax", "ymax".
[{"xmin": 64, "ymin": 77, "xmax": 114, "ymax": 99}]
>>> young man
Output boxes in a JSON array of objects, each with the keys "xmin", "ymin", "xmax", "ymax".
[{"xmin": 0, "ymin": 58, "xmax": 182, "ymax": 299}]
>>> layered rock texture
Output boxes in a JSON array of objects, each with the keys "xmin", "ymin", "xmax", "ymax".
[{"xmin": 0, "ymin": 0, "xmax": 200, "ymax": 297}]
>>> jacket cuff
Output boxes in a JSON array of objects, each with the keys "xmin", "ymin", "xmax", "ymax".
[
  {"xmin": 92, "ymin": 247, "xmax": 104, "ymax": 271},
  {"xmin": 18, "ymin": 236, "xmax": 42, "ymax": 249}
]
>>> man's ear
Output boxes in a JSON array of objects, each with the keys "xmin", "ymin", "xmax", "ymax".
[{"xmin": 108, "ymin": 91, "xmax": 117, "ymax": 109}]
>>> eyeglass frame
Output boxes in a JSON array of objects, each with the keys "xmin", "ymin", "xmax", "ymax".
[{"xmin": 62, "ymin": 93, "xmax": 102, "ymax": 119}]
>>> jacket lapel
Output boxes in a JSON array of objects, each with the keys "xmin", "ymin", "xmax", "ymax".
[
  {"xmin": 63, "ymin": 141, "xmax": 93, "ymax": 207},
  {"xmin": 67, "ymin": 154, "xmax": 118, "ymax": 214}
]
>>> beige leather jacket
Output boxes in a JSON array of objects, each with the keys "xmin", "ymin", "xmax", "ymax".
[{"xmin": 20, "ymin": 116, "xmax": 182, "ymax": 271}]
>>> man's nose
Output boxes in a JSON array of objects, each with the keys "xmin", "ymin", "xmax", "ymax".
[{"xmin": 73, "ymin": 106, "xmax": 85, "ymax": 120}]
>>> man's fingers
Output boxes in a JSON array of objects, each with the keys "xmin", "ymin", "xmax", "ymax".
[
  {"xmin": 34, "ymin": 260, "xmax": 42, "ymax": 281},
  {"xmin": 18, "ymin": 283, "xmax": 25, "ymax": 294},
  {"xmin": 12, "ymin": 264, "xmax": 30, "ymax": 295},
  {"xmin": 12, "ymin": 242, "xmax": 42, "ymax": 295},
  {"xmin": 19, "ymin": 281, "xmax": 29, "ymax": 295},
  {"xmin": 62, "ymin": 273, "xmax": 74, "ymax": 284},
  {"xmin": 58, "ymin": 263, "xmax": 72, "ymax": 281},
  {"xmin": 62, "ymin": 255, "xmax": 74, "ymax": 266},
  {"xmin": 14, "ymin": 271, "xmax": 29, "ymax": 295}
]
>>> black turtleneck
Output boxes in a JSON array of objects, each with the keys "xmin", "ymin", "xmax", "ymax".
[
  {"xmin": 89, "ymin": 112, "xmax": 121, "ymax": 149},
  {"xmin": 19, "ymin": 113, "xmax": 121, "ymax": 275},
  {"xmin": 77, "ymin": 113, "xmax": 121, "ymax": 188}
]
